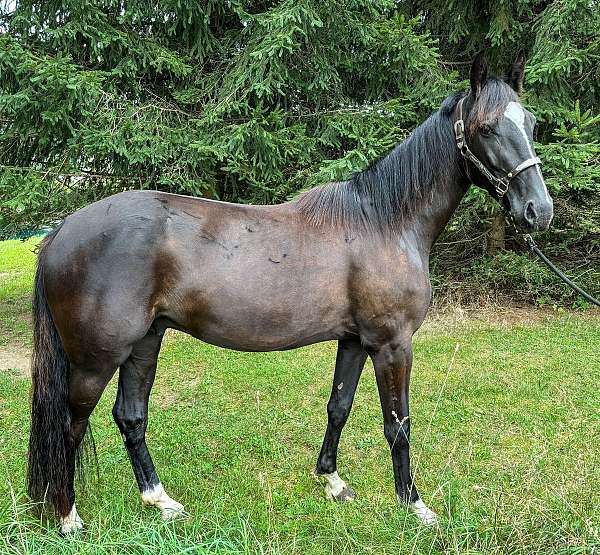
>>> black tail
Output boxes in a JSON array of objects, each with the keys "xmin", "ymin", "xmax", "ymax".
[{"xmin": 27, "ymin": 228, "xmax": 78, "ymax": 516}]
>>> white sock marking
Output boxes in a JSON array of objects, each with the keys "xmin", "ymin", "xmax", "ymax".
[
  {"xmin": 408, "ymin": 498, "xmax": 438, "ymax": 526},
  {"xmin": 322, "ymin": 471, "xmax": 347, "ymax": 498},
  {"xmin": 141, "ymin": 483, "xmax": 185, "ymax": 520},
  {"xmin": 59, "ymin": 504, "xmax": 83, "ymax": 534}
]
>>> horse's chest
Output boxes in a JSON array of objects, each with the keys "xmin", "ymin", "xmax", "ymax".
[{"xmin": 349, "ymin": 253, "xmax": 431, "ymax": 335}]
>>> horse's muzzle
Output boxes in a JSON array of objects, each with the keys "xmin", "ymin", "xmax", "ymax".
[{"xmin": 522, "ymin": 197, "xmax": 553, "ymax": 231}]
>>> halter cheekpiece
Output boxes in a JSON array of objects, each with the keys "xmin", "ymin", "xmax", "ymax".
[{"xmin": 453, "ymin": 97, "xmax": 542, "ymax": 199}]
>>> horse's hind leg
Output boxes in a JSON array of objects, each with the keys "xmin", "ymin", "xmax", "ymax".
[
  {"xmin": 112, "ymin": 325, "xmax": 184, "ymax": 520},
  {"xmin": 315, "ymin": 338, "xmax": 367, "ymax": 502},
  {"xmin": 61, "ymin": 365, "xmax": 118, "ymax": 535}
]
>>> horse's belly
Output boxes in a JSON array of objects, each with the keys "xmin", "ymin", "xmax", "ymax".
[
  {"xmin": 166, "ymin": 282, "xmax": 353, "ymax": 352},
  {"xmin": 187, "ymin": 326, "xmax": 343, "ymax": 352},
  {"xmin": 181, "ymin": 312, "xmax": 350, "ymax": 351}
]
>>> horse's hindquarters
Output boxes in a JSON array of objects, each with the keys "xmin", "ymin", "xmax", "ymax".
[{"xmin": 42, "ymin": 193, "xmax": 171, "ymax": 369}]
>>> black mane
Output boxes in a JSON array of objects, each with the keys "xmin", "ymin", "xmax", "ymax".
[{"xmin": 297, "ymin": 78, "xmax": 516, "ymax": 234}]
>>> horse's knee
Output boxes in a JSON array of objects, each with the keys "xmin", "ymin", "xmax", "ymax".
[
  {"xmin": 384, "ymin": 417, "xmax": 411, "ymax": 449},
  {"xmin": 112, "ymin": 405, "xmax": 146, "ymax": 444}
]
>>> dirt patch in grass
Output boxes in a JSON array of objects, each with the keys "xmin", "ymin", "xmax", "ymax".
[{"xmin": 0, "ymin": 344, "xmax": 30, "ymax": 377}]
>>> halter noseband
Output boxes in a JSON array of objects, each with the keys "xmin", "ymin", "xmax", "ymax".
[{"xmin": 453, "ymin": 97, "xmax": 542, "ymax": 199}]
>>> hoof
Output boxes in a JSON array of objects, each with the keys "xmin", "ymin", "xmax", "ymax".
[
  {"xmin": 317, "ymin": 471, "xmax": 357, "ymax": 503},
  {"xmin": 58, "ymin": 506, "xmax": 84, "ymax": 536},
  {"xmin": 328, "ymin": 485, "xmax": 357, "ymax": 503},
  {"xmin": 142, "ymin": 483, "xmax": 186, "ymax": 520},
  {"xmin": 160, "ymin": 501, "xmax": 187, "ymax": 521},
  {"xmin": 410, "ymin": 499, "xmax": 438, "ymax": 526}
]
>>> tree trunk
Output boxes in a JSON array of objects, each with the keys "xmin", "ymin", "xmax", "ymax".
[{"xmin": 487, "ymin": 211, "xmax": 505, "ymax": 255}]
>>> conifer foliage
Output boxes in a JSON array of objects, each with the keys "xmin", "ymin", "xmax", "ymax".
[{"xmin": 0, "ymin": 1, "xmax": 449, "ymax": 230}]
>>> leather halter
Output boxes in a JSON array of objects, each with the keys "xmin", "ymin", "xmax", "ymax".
[{"xmin": 453, "ymin": 97, "xmax": 542, "ymax": 199}]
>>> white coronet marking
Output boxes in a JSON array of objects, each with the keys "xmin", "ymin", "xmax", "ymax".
[
  {"xmin": 141, "ymin": 483, "xmax": 185, "ymax": 520},
  {"xmin": 59, "ymin": 504, "xmax": 83, "ymax": 534},
  {"xmin": 322, "ymin": 471, "xmax": 347, "ymax": 499},
  {"xmin": 408, "ymin": 498, "xmax": 439, "ymax": 526},
  {"xmin": 503, "ymin": 102, "xmax": 551, "ymax": 202}
]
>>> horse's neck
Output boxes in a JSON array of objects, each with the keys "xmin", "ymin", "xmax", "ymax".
[
  {"xmin": 387, "ymin": 113, "xmax": 470, "ymax": 252},
  {"xmin": 408, "ymin": 163, "xmax": 469, "ymax": 253}
]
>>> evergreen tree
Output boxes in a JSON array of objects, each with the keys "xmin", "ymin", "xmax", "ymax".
[{"xmin": 0, "ymin": 1, "xmax": 449, "ymax": 230}]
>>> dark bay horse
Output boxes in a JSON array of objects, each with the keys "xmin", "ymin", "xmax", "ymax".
[{"xmin": 28, "ymin": 53, "xmax": 553, "ymax": 534}]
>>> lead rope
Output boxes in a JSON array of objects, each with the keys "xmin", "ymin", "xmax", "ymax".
[
  {"xmin": 522, "ymin": 233, "xmax": 600, "ymax": 307},
  {"xmin": 503, "ymin": 214, "xmax": 599, "ymax": 307}
]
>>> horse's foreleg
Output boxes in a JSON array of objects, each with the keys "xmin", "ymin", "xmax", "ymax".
[
  {"xmin": 112, "ymin": 328, "xmax": 184, "ymax": 520},
  {"xmin": 315, "ymin": 338, "xmax": 367, "ymax": 502},
  {"xmin": 371, "ymin": 338, "xmax": 437, "ymax": 526}
]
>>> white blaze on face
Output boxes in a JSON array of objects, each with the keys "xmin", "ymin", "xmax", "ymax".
[
  {"xmin": 141, "ymin": 482, "xmax": 185, "ymax": 520},
  {"xmin": 503, "ymin": 102, "xmax": 551, "ymax": 202}
]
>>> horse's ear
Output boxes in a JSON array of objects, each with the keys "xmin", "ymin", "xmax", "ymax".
[
  {"xmin": 470, "ymin": 51, "xmax": 488, "ymax": 98},
  {"xmin": 506, "ymin": 50, "xmax": 526, "ymax": 94}
]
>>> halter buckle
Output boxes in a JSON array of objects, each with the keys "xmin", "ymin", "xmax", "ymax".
[{"xmin": 454, "ymin": 119, "xmax": 465, "ymax": 150}]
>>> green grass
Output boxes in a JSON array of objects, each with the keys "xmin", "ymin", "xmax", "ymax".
[
  {"xmin": 0, "ymin": 238, "xmax": 599, "ymax": 554},
  {"xmin": 0, "ymin": 238, "xmax": 38, "ymax": 347}
]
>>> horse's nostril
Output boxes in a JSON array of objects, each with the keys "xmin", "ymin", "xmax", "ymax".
[{"xmin": 524, "ymin": 201, "xmax": 537, "ymax": 227}]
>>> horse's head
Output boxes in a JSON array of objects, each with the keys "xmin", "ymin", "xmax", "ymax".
[{"xmin": 456, "ymin": 52, "xmax": 553, "ymax": 231}]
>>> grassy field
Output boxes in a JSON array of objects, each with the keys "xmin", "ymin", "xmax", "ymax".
[{"xmin": 0, "ymin": 238, "xmax": 599, "ymax": 554}]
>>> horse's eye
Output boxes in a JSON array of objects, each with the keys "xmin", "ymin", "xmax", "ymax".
[{"xmin": 481, "ymin": 124, "xmax": 493, "ymax": 137}]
